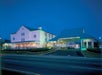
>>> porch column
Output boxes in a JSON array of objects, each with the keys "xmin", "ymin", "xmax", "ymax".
[
  {"xmin": 81, "ymin": 40, "xmax": 83, "ymax": 48},
  {"xmin": 81, "ymin": 39, "xmax": 87, "ymax": 50},
  {"xmin": 91, "ymin": 42, "xmax": 94, "ymax": 48},
  {"xmin": 86, "ymin": 41, "xmax": 88, "ymax": 48}
]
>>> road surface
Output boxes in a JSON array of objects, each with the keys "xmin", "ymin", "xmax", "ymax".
[{"xmin": 1, "ymin": 54, "xmax": 102, "ymax": 75}]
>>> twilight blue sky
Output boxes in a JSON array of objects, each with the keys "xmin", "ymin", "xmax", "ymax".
[{"xmin": 0, "ymin": 0, "xmax": 102, "ymax": 39}]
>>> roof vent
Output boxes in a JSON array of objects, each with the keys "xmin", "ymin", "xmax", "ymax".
[
  {"xmin": 38, "ymin": 26, "xmax": 42, "ymax": 30},
  {"xmin": 82, "ymin": 28, "xmax": 85, "ymax": 33}
]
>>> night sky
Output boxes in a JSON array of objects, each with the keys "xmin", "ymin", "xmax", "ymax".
[{"xmin": 0, "ymin": 0, "xmax": 102, "ymax": 40}]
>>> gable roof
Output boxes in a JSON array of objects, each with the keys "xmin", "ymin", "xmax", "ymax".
[
  {"xmin": 11, "ymin": 25, "xmax": 39, "ymax": 34},
  {"xmin": 23, "ymin": 25, "xmax": 39, "ymax": 31},
  {"xmin": 11, "ymin": 25, "xmax": 56, "ymax": 36}
]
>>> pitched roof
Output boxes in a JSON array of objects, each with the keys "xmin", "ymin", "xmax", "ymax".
[
  {"xmin": 11, "ymin": 25, "xmax": 55, "ymax": 36},
  {"xmin": 59, "ymin": 28, "xmax": 83, "ymax": 38},
  {"xmin": 11, "ymin": 25, "xmax": 39, "ymax": 34},
  {"xmin": 50, "ymin": 28, "xmax": 94, "ymax": 41},
  {"xmin": 23, "ymin": 25, "xmax": 39, "ymax": 31}
]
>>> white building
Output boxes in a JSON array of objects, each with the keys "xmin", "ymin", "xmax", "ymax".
[{"xmin": 10, "ymin": 25, "xmax": 55, "ymax": 49}]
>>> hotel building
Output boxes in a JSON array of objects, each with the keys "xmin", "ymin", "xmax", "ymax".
[{"xmin": 10, "ymin": 25, "xmax": 55, "ymax": 49}]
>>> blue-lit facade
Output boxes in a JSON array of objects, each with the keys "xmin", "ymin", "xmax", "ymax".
[{"xmin": 50, "ymin": 28, "xmax": 97, "ymax": 50}]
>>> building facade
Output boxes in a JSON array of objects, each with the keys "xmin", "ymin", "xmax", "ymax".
[
  {"xmin": 49, "ymin": 28, "xmax": 97, "ymax": 50},
  {"xmin": 10, "ymin": 26, "xmax": 55, "ymax": 49}
]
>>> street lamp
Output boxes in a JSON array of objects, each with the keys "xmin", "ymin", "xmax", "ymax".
[
  {"xmin": 99, "ymin": 37, "xmax": 102, "ymax": 49},
  {"xmin": 99, "ymin": 37, "xmax": 102, "ymax": 40}
]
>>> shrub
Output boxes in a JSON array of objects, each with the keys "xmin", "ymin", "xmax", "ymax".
[{"xmin": 87, "ymin": 48, "xmax": 102, "ymax": 53}]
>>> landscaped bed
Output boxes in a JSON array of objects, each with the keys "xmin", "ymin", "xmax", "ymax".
[
  {"xmin": 0, "ymin": 48, "xmax": 52, "ymax": 55},
  {"xmin": 87, "ymin": 48, "xmax": 102, "ymax": 53},
  {"xmin": 46, "ymin": 49, "xmax": 84, "ymax": 57},
  {"xmin": 81, "ymin": 47, "xmax": 102, "ymax": 58}
]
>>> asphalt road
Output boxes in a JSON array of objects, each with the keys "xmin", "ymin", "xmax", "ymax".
[{"xmin": 1, "ymin": 54, "xmax": 102, "ymax": 75}]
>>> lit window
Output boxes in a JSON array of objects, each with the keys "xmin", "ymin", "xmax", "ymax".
[
  {"xmin": 34, "ymin": 35, "xmax": 36, "ymax": 38},
  {"xmin": 21, "ymin": 33, "xmax": 25, "ymax": 36}
]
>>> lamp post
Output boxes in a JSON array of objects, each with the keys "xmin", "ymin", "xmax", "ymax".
[
  {"xmin": 99, "ymin": 37, "xmax": 101, "ymax": 40},
  {"xmin": 99, "ymin": 37, "xmax": 102, "ymax": 48}
]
